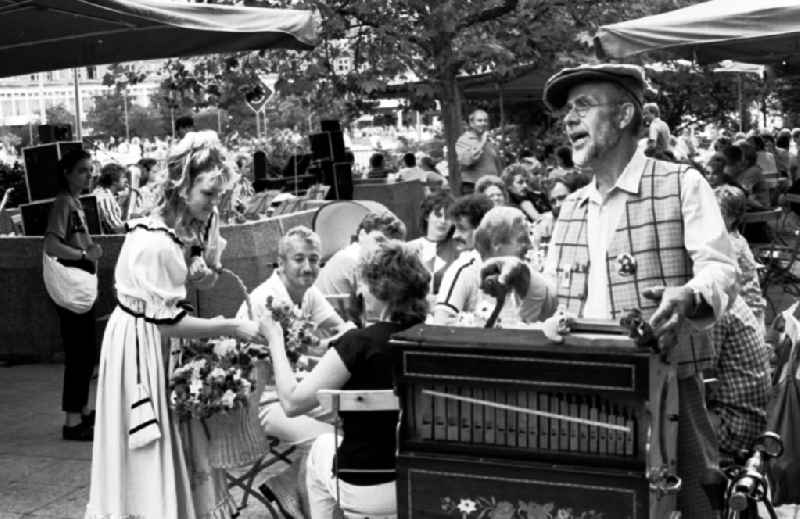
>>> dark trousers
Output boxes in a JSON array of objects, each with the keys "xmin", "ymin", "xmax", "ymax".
[{"xmin": 54, "ymin": 302, "xmax": 97, "ymax": 413}]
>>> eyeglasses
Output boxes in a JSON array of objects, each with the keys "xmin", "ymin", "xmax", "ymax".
[{"xmin": 557, "ymin": 101, "xmax": 622, "ymax": 119}]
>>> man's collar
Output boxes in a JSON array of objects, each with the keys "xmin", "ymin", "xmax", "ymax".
[{"xmin": 575, "ymin": 151, "xmax": 648, "ymax": 206}]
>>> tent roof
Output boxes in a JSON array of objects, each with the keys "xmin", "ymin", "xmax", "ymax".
[
  {"xmin": 596, "ymin": 0, "xmax": 800, "ymax": 65},
  {"xmin": 0, "ymin": 0, "xmax": 318, "ymax": 78}
]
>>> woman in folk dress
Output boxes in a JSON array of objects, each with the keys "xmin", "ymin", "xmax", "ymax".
[{"xmin": 86, "ymin": 131, "xmax": 263, "ymax": 519}]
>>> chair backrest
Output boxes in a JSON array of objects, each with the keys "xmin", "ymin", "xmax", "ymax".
[
  {"xmin": 740, "ymin": 207, "xmax": 782, "ymax": 224},
  {"xmin": 316, "ymin": 389, "xmax": 399, "ymax": 419}
]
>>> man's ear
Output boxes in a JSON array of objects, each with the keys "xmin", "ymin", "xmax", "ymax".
[{"xmin": 618, "ymin": 102, "xmax": 636, "ymax": 130}]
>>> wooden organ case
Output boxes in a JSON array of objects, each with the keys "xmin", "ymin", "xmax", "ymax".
[{"xmin": 391, "ymin": 325, "xmax": 680, "ymax": 519}]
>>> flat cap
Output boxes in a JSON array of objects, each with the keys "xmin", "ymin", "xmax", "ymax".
[{"xmin": 542, "ymin": 63, "xmax": 647, "ymax": 112}]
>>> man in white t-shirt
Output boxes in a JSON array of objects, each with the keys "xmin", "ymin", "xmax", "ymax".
[
  {"xmin": 237, "ymin": 225, "xmax": 350, "ymax": 340},
  {"xmin": 433, "ymin": 199, "xmax": 554, "ymax": 325}
]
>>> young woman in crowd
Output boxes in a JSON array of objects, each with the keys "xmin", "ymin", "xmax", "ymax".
[
  {"xmin": 501, "ymin": 164, "xmax": 550, "ymax": 223},
  {"xmin": 475, "ymin": 174, "xmax": 508, "ymax": 207},
  {"xmin": 86, "ymin": 131, "xmax": 263, "ymax": 519},
  {"xmin": 407, "ymin": 190, "xmax": 459, "ymax": 296},
  {"xmin": 261, "ymin": 241, "xmax": 430, "ymax": 518},
  {"xmin": 44, "ymin": 149, "xmax": 103, "ymax": 442}
]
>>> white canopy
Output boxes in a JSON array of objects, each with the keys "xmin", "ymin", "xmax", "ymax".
[{"xmin": 596, "ymin": 0, "xmax": 800, "ymax": 65}]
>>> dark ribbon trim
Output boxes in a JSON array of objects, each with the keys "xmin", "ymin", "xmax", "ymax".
[
  {"xmin": 131, "ymin": 397, "xmax": 152, "ymax": 410},
  {"xmin": 129, "ymin": 418, "xmax": 159, "ymax": 435},
  {"xmin": 125, "ymin": 223, "xmax": 184, "ymax": 247},
  {"xmin": 117, "ymin": 298, "xmax": 187, "ymax": 325}
]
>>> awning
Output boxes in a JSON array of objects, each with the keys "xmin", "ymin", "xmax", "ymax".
[
  {"xmin": 0, "ymin": 0, "xmax": 319, "ymax": 78},
  {"xmin": 596, "ymin": 0, "xmax": 800, "ymax": 65}
]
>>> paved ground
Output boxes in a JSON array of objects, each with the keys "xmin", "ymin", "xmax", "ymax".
[
  {"xmin": 1, "ymin": 364, "xmax": 798, "ymax": 519},
  {"xmin": 0, "ymin": 364, "xmax": 287, "ymax": 519}
]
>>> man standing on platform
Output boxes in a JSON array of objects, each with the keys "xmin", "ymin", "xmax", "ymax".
[
  {"xmin": 483, "ymin": 64, "xmax": 738, "ymax": 518},
  {"xmin": 456, "ymin": 109, "xmax": 503, "ymax": 194}
]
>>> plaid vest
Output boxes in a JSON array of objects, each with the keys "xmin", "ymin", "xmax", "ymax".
[{"xmin": 551, "ymin": 158, "xmax": 713, "ymax": 377}]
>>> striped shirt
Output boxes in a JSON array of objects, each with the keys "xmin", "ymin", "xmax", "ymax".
[
  {"xmin": 435, "ymin": 249, "xmax": 482, "ymax": 318},
  {"xmin": 92, "ymin": 186, "xmax": 124, "ymax": 234}
]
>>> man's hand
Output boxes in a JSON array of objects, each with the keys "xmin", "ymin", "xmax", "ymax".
[
  {"xmin": 480, "ymin": 257, "xmax": 531, "ymax": 299},
  {"xmin": 643, "ymin": 285, "xmax": 695, "ymax": 353}
]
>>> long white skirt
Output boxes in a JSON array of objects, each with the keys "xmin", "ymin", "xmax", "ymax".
[{"xmin": 85, "ymin": 307, "xmax": 194, "ymax": 519}]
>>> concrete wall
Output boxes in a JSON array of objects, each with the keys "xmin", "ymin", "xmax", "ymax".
[
  {"xmin": 0, "ymin": 182, "xmax": 425, "ymax": 361},
  {"xmin": 353, "ymin": 180, "xmax": 425, "ymax": 240},
  {"xmin": 0, "ymin": 210, "xmax": 315, "ymax": 361}
]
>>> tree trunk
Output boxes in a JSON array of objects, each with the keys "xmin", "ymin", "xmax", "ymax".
[{"xmin": 439, "ymin": 74, "xmax": 463, "ymax": 194}]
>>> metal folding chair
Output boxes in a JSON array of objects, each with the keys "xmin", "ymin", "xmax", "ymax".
[
  {"xmin": 756, "ymin": 229, "xmax": 800, "ymax": 322},
  {"xmin": 316, "ymin": 389, "xmax": 400, "ymax": 519}
]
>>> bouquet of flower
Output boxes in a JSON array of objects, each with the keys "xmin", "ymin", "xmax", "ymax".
[
  {"xmin": 266, "ymin": 295, "xmax": 321, "ymax": 367},
  {"xmin": 169, "ymin": 337, "xmax": 267, "ymax": 420}
]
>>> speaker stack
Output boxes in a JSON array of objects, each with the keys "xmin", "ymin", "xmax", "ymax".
[
  {"xmin": 22, "ymin": 140, "xmax": 83, "ymax": 203},
  {"xmin": 38, "ymin": 124, "xmax": 73, "ymax": 144},
  {"xmin": 19, "ymin": 195, "xmax": 101, "ymax": 236},
  {"xmin": 19, "ymin": 132, "xmax": 101, "ymax": 236},
  {"xmin": 308, "ymin": 119, "xmax": 352, "ymax": 200}
]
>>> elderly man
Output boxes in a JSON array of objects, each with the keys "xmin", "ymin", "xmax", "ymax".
[
  {"xmin": 315, "ymin": 211, "xmax": 406, "ymax": 325},
  {"xmin": 433, "ymin": 204, "xmax": 555, "ymax": 325},
  {"xmin": 456, "ymin": 109, "xmax": 503, "ymax": 194},
  {"xmin": 237, "ymin": 225, "xmax": 350, "ymax": 340},
  {"xmin": 484, "ymin": 64, "xmax": 738, "ymax": 517}
]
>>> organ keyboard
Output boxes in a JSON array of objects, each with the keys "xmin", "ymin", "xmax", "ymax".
[{"xmin": 391, "ymin": 324, "xmax": 679, "ymax": 519}]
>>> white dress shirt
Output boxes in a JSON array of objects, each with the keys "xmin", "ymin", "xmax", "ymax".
[{"xmin": 544, "ymin": 151, "xmax": 737, "ymax": 327}]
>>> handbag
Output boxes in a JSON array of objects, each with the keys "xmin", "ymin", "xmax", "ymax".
[
  {"xmin": 42, "ymin": 253, "xmax": 97, "ymax": 314},
  {"xmin": 128, "ymin": 332, "xmax": 162, "ymax": 450},
  {"xmin": 767, "ymin": 311, "xmax": 800, "ymax": 505}
]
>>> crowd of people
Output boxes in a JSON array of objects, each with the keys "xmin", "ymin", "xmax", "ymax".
[{"xmin": 32, "ymin": 60, "xmax": 800, "ymax": 519}]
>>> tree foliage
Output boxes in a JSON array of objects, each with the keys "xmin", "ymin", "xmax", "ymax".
[{"xmin": 44, "ymin": 104, "xmax": 75, "ymax": 127}]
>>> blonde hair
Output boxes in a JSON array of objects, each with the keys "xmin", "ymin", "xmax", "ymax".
[
  {"xmin": 158, "ymin": 130, "xmax": 238, "ymax": 248},
  {"xmin": 474, "ymin": 206, "xmax": 528, "ymax": 257}
]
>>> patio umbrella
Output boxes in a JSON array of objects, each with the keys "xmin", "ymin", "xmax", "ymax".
[
  {"xmin": 0, "ymin": 0, "xmax": 318, "ymax": 78},
  {"xmin": 595, "ymin": 0, "xmax": 800, "ymax": 65},
  {"xmin": 0, "ymin": 0, "xmax": 319, "ymax": 138}
]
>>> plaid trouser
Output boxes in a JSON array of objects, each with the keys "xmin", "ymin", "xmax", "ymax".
[
  {"xmin": 708, "ymin": 296, "xmax": 771, "ymax": 454},
  {"xmin": 677, "ymin": 375, "xmax": 718, "ymax": 518}
]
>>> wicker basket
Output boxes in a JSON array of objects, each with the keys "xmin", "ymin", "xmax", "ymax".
[{"xmin": 204, "ymin": 268, "xmax": 270, "ymax": 469}]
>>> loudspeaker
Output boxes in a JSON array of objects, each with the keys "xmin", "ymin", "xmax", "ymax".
[
  {"xmin": 20, "ymin": 194, "xmax": 101, "ymax": 236},
  {"xmin": 23, "ymin": 141, "xmax": 84, "ymax": 202},
  {"xmin": 54, "ymin": 124, "xmax": 72, "ymax": 141},
  {"xmin": 253, "ymin": 150, "xmax": 267, "ymax": 181},
  {"xmin": 282, "ymin": 153, "xmax": 313, "ymax": 178},
  {"xmin": 313, "ymin": 160, "xmax": 353, "ymax": 200},
  {"xmin": 309, "ymin": 131, "xmax": 346, "ymax": 162},
  {"xmin": 320, "ymin": 120, "xmax": 342, "ymax": 133}
]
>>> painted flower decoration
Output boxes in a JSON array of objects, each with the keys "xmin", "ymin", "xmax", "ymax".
[
  {"xmin": 616, "ymin": 252, "xmax": 637, "ymax": 277},
  {"xmin": 490, "ymin": 501, "xmax": 515, "ymax": 519},
  {"xmin": 457, "ymin": 499, "xmax": 477, "ymax": 515}
]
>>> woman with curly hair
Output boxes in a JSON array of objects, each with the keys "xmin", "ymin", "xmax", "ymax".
[
  {"xmin": 262, "ymin": 241, "xmax": 430, "ymax": 518},
  {"xmin": 86, "ymin": 131, "xmax": 264, "ymax": 519}
]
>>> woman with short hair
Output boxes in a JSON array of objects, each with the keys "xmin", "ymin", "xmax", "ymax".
[
  {"xmin": 407, "ymin": 191, "xmax": 459, "ymax": 297},
  {"xmin": 262, "ymin": 242, "xmax": 430, "ymax": 518}
]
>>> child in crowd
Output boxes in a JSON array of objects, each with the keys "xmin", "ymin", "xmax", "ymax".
[{"xmin": 714, "ymin": 185, "xmax": 767, "ymax": 334}]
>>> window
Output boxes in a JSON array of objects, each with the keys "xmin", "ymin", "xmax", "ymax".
[{"xmin": 86, "ymin": 66, "xmax": 96, "ymax": 80}]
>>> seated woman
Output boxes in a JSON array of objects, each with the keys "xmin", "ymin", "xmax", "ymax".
[
  {"xmin": 261, "ymin": 242, "xmax": 430, "ymax": 518},
  {"xmin": 407, "ymin": 191, "xmax": 459, "ymax": 297},
  {"xmin": 475, "ymin": 174, "xmax": 508, "ymax": 207},
  {"xmin": 501, "ymin": 164, "xmax": 550, "ymax": 223}
]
